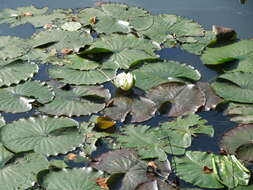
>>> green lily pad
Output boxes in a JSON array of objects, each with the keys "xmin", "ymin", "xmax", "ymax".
[
  {"xmin": 31, "ymin": 29, "xmax": 93, "ymax": 52},
  {"xmin": 78, "ymin": 3, "xmax": 149, "ymax": 34},
  {"xmin": 201, "ymin": 40, "xmax": 253, "ymax": 72},
  {"xmin": 0, "ymin": 80, "xmax": 54, "ymax": 113},
  {"xmin": 212, "ymin": 154, "xmax": 250, "ymax": 188},
  {"xmin": 0, "ymin": 36, "xmax": 30, "ymax": 61},
  {"xmin": 132, "ymin": 60, "xmax": 201, "ymax": 90},
  {"xmin": 136, "ymin": 180, "xmax": 178, "ymax": 190},
  {"xmin": 134, "ymin": 14, "xmax": 204, "ymax": 44},
  {"xmin": 0, "ymin": 60, "xmax": 39, "ymax": 87},
  {"xmin": 0, "ymin": 150, "xmax": 49, "ymax": 189},
  {"xmin": 116, "ymin": 124, "xmax": 185, "ymax": 161},
  {"xmin": 180, "ymin": 31, "xmax": 216, "ymax": 55},
  {"xmin": 91, "ymin": 149, "xmax": 148, "ymax": 190},
  {"xmin": 41, "ymin": 168, "xmax": 103, "ymax": 190},
  {"xmin": 85, "ymin": 34, "xmax": 159, "ymax": 69},
  {"xmin": 48, "ymin": 65, "xmax": 115, "ymax": 85},
  {"xmin": 1, "ymin": 116, "xmax": 84, "ymax": 155},
  {"xmin": 211, "ymin": 72, "xmax": 253, "ymax": 103},
  {"xmin": 225, "ymin": 103, "xmax": 253, "ymax": 124},
  {"xmin": 103, "ymin": 94, "xmax": 156, "ymax": 123},
  {"xmin": 146, "ymin": 82, "xmax": 205, "ymax": 117},
  {"xmin": 220, "ymin": 124, "xmax": 253, "ymax": 162},
  {"xmin": 161, "ymin": 114, "xmax": 214, "ymax": 149},
  {"xmin": 39, "ymin": 84, "xmax": 110, "ymax": 116},
  {"xmin": 174, "ymin": 151, "xmax": 224, "ymax": 189}
]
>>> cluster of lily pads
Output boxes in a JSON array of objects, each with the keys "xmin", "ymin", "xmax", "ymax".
[{"xmin": 0, "ymin": 2, "xmax": 253, "ymax": 190}]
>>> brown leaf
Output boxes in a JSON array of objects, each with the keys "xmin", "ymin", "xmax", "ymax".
[
  {"xmin": 66, "ymin": 153, "xmax": 77, "ymax": 160},
  {"xmin": 96, "ymin": 178, "xmax": 109, "ymax": 190},
  {"xmin": 61, "ymin": 48, "xmax": 73, "ymax": 55},
  {"xmin": 89, "ymin": 16, "xmax": 97, "ymax": 24},
  {"xmin": 148, "ymin": 161, "xmax": 158, "ymax": 169},
  {"xmin": 203, "ymin": 166, "xmax": 213, "ymax": 174}
]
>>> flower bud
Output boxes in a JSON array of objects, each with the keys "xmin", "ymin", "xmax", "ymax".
[{"xmin": 114, "ymin": 72, "xmax": 135, "ymax": 91}]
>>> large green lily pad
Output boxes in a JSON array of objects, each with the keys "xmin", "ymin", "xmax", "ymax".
[
  {"xmin": 0, "ymin": 80, "xmax": 54, "ymax": 113},
  {"xmin": 0, "ymin": 149, "xmax": 49, "ymax": 190},
  {"xmin": 1, "ymin": 116, "xmax": 84, "ymax": 155},
  {"xmin": 85, "ymin": 34, "xmax": 159, "ymax": 69},
  {"xmin": 0, "ymin": 60, "xmax": 39, "ymax": 87},
  {"xmin": 174, "ymin": 151, "xmax": 224, "ymax": 189},
  {"xmin": 133, "ymin": 14, "xmax": 204, "ymax": 44},
  {"xmin": 48, "ymin": 65, "xmax": 115, "ymax": 85},
  {"xmin": 211, "ymin": 72, "xmax": 253, "ymax": 103},
  {"xmin": 146, "ymin": 82, "xmax": 205, "ymax": 117},
  {"xmin": 41, "ymin": 168, "xmax": 103, "ymax": 190},
  {"xmin": 220, "ymin": 124, "xmax": 253, "ymax": 162},
  {"xmin": 0, "ymin": 36, "xmax": 30, "ymax": 61},
  {"xmin": 132, "ymin": 60, "xmax": 201, "ymax": 90},
  {"xmin": 39, "ymin": 84, "xmax": 110, "ymax": 116},
  {"xmin": 78, "ymin": 3, "xmax": 149, "ymax": 34},
  {"xmin": 201, "ymin": 40, "xmax": 253, "ymax": 72},
  {"xmin": 31, "ymin": 29, "xmax": 93, "ymax": 52}
]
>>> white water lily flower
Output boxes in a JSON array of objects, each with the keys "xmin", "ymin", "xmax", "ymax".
[{"xmin": 114, "ymin": 72, "xmax": 135, "ymax": 91}]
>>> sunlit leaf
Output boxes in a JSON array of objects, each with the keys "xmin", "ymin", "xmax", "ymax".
[{"xmin": 1, "ymin": 116, "xmax": 84, "ymax": 155}]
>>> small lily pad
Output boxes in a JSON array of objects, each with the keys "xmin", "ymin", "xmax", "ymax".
[
  {"xmin": 225, "ymin": 103, "xmax": 253, "ymax": 124},
  {"xmin": 61, "ymin": 21, "xmax": 82, "ymax": 31}
]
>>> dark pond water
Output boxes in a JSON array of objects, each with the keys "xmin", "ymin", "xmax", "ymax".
[{"xmin": 0, "ymin": 0, "xmax": 252, "ymax": 189}]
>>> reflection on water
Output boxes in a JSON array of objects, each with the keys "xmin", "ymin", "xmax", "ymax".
[{"xmin": 240, "ymin": 0, "xmax": 248, "ymax": 4}]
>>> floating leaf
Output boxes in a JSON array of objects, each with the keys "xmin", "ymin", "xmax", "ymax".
[
  {"xmin": 180, "ymin": 31, "xmax": 216, "ymax": 55},
  {"xmin": 0, "ymin": 6, "xmax": 48, "ymax": 27},
  {"xmin": 61, "ymin": 21, "xmax": 82, "ymax": 31},
  {"xmin": 0, "ymin": 60, "xmax": 39, "ymax": 87},
  {"xmin": 146, "ymin": 82, "xmax": 205, "ymax": 117},
  {"xmin": 0, "ymin": 80, "xmax": 54, "ymax": 113},
  {"xmin": 136, "ymin": 180, "xmax": 178, "ymax": 190},
  {"xmin": 91, "ymin": 149, "xmax": 148, "ymax": 190},
  {"xmin": 174, "ymin": 151, "xmax": 224, "ymax": 189},
  {"xmin": 134, "ymin": 14, "xmax": 204, "ymax": 44},
  {"xmin": 116, "ymin": 124, "xmax": 185, "ymax": 160},
  {"xmin": 41, "ymin": 168, "xmax": 103, "ymax": 190},
  {"xmin": 197, "ymin": 82, "xmax": 223, "ymax": 111},
  {"xmin": 1, "ymin": 116, "xmax": 84, "ymax": 155},
  {"xmin": 212, "ymin": 154, "xmax": 250, "ymax": 188},
  {"xmin": 96, "ymin": 116, "xmax": 116, "ymax": 129},
  {"xmin": 79, "ymin": 3, "xmax": 149, "ymax": 34},
  {"xmin": 49, "ymin": 54, "xmax": 100, "ymax": 70},
  {"xmin": 211, "ymin": 72, "xmax": 253, "ymax": 103},
  {"xmin": 0, "ymin": 151, "xmax": 49, "ymax": 189},
  {"xmin": 39, "ymin": 85, "xmax": 110, "ymax": 116},
  {"xmin": 201, "ymin": 40, "xmax": 253, "ymax": 72},
  {"xmin": 225, "ymin": 103, "xmax": 253, "ymax": 124},
  {"xmin": 220, "ymin": 124, "xmax": 253, "ymax": 162},
  {"xmin": 161, "ymin": 114, "xmax": 214, "ymax": 150},
  {"xmin": 31, "ymin": 29, "xmax": 93, "ymax": 52},
  {"xmin": 48, "ymin": 65, "xmax": 115, "ymax": 85},
  {"xmin": 132, "ymin": 60, "xmax": 200, "ymax": 90},
  {"xmin": 103, "ymin": 94, "xmax": 156, "ymax": 123},
  {"xmin": 0, "ymin": 36, "xmax": 30, "ymax": 61},
  {"xmin": 86, "ymin": 34, "xmax": 159, "ymax": 69}
]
